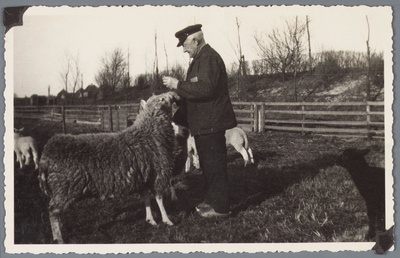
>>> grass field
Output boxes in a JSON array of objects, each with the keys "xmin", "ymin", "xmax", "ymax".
[{"xmin": 12, "ymin": 118, "xmax": 385, "ymax": 244}]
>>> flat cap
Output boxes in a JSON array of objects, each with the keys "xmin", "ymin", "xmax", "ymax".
[{"xmin": 175, "ymin": 24, "xmax": 202, "ymax": 47}]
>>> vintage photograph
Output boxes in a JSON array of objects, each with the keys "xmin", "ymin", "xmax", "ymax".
[{"xmin": 4, "ymin": 5, "xmax": 394, "ymax": 254}]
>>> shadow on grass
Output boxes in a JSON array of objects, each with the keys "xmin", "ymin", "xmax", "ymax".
[
  {"xmin": 174, "ymin": 150, "xmax": 339, "ymax": 217},
  {"xmin": 14, "ymin": 166, "xmax": 52, "ymax": 244},
  {"xmin": 227, "ymin": 149, "xmax": 280, "ymax": 165},
  {"xmin": 231, "ymin": 151, "xmax": 339, "ymax": 215}
]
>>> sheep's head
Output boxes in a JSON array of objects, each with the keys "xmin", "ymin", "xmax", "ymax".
[
  {"xmin": 14, "ymin": 127, "xmax": 24, "ymax": 133},
  {"xmin": 140, "ymin": 91, "xmax": 181, "ymax": 118},
  {"xmin": 336, "ymin": 148, "xmax": 370, "ymax": 168},
  {"xmin": 14, "ymin": 127, "xmax": 24, "ymax": 139}
]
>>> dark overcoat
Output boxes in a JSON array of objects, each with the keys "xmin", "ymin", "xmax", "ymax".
[{"xmin": 174, "ymin": 44, "xmax": 237, "ymax": 135}]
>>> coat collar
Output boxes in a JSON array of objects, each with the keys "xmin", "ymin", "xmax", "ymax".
[{"xmin": 192, "ymin": 44, "xmax": 210, "ymax": 61}]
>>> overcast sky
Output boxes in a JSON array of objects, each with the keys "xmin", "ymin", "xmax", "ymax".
[{"xmin": 9, "ymin": 5, "xmax": 392, "ymax": 98}]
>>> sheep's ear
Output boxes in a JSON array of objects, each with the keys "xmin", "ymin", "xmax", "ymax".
[
  {"xmin": 140, "ymin": 99, "xmax": 147, "ymax": 110},
  {"xmin": 359, "ymin": 149, "xmax": 371, "ymax": 157},
  {"xmin": 171, "ymin": 122, "xmax": 179, "ymax": 135}
]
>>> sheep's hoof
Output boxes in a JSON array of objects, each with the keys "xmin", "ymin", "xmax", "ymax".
[
  {"xmin": 163, "ymin": 220, "xmax": 174, "ymax": 226},
  {"xmin": 147, "ymin": 219, "xmax": 157, "ymax": 226},
  {"xmin": 52, "ymin": 239, "xmax": 65, "ymax": 244}
]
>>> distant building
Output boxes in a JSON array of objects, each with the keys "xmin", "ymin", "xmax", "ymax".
[
  {"xmin": 55, "ymin": 84, "xmax": 102, "ymax": 105},
  {"xmin": 47, "ymin": 95, "xmax": 56, "ymax": 105},
  {"xmin": 30, "ymin": 94, "xmax": 47, "ymax": 106},
  {"xmin": 14, "ymin": 97, "xmax": 30, "ymax": 106}
]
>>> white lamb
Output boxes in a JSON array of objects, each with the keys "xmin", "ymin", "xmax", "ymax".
[
  {"xmin": 14, "ymin": 128, "xmax": 39, "ymax": 170},
  {"xmin": 185, "ymin": 127, "xmax": 254, "ymax": 172}
]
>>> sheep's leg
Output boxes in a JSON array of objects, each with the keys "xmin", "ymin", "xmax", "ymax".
[
  {"xmin": 15, "ymin": 151, "xmax": 23, "ymax": 169},
  {"xmin": 185, "ymin": 156, "xmax": 191, "ymax": 173},
  {"xmin": 248, "ymin": 147, "xmax": 255, "ymax": 164},
  {"xmin": 142, "ymin": 190, "xmax": 157, "ymax": 226},
  {"xmin": 366, "ymin": 205, "xmax": 377, "ymax": 240},
  {"xmin": 18, "ymin": 152, "xmax": 25, "ymax": 168},
  {"xmin": 32, "ymin": 150, "xmax": 39, "ymax": 170},
  {"xmin": 155, "ymin": 194, "xmax": 174, "ymax": 226},
  {"xmin": 48, "ymin": 203, "xmax": 64, "ymax": 244},
  {"xmin": 24, "ymin": 152, "xmax": 31, "ymax": 166},
  {"xmin": 21, "ymin": 155, "xmax": 27, "ymax": 168},
  {"xmin": 237, "ymin": 146, "xmax": 250, "ymax": 166},
  {"xmin": 192, "ymin": 153, "xmax": 200, "ymax": 169},
  {"xmin": 377, "ymin": 206, "xmax": 386, "ymax": 233}
]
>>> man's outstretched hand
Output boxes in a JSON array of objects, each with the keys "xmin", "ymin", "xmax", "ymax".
[{"xmin": 162, "ymin": 76, "xmax": 179, "ymax": 90}]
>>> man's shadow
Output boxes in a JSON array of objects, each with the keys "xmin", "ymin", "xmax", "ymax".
[{"xmin": 173, "ymin": 150, "xmax": 337, "ymax": 215}]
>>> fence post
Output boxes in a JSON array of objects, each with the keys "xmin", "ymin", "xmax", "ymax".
[
  {"xmin": 253, "ymin": 103, "xmax": 258, "ymax": 133},
  {"xmin": 101, "ymin": 109, "xmax": 104, "ymax": 131},
  {"xmin": 116, "ymin": 105, "xmax": 120, "ymax": 131},
  {"xmin": 301, "ymin": 104, "xmax": 305, "ymax": 134},
  {"xmin": 62, "ymin": 105, "xmax": 66, "ymax": 134},
  {"xmin": 366, "ymin": 102, "xmax": 372, "ymax": 139},
  {"xmin": 258, "ymin": 103, "xmax": 265, "ymax": 132},
  {"xmin": 109, "ymin": 105, "xmax": 113, "ymax": 132}
]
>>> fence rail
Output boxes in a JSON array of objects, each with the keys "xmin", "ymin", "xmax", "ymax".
[
  {"xmin": 232, "ymin": 101, "xmax": 384, "ymax": 138},
  {"xmin": 14, "ymin": 101, "xmax": 384, "ymax": 138}
]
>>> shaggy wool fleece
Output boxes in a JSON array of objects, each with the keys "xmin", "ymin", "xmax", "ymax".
[{"xmin": 39, "ymin": 91, "xmax": 180, "ymax": 210}]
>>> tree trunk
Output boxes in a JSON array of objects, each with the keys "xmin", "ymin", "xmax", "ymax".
[
  {"xmin": 366, "ymin": 15, "xmax": 371, "ymax": 102},
  {"xmin": 306, "ymin": 15, "xmax": 312, "ymax": 75}
]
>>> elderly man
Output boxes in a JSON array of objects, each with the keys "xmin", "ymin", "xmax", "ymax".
[{"xmin": 163, "ymin": 24, "xmax": 237, "ymax": 218}]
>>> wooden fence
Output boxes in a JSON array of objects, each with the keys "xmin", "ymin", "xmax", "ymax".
[
  {"xmin": 14, "ymin": 101, "xmax": 384, "ymax": 138},
  {"xmin": 14, "ymin": 104, "xmax": 140, "ymax": 133},
  {"xmin": 232, "ymin": 101, "xmax": 384, "ymax": 138}
]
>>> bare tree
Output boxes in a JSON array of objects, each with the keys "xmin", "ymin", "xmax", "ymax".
[
  {"xmin": 59, "ymin": 50, "xmax": 81, "ymax": 104},
  {"xmin": 292, "ymin": 16, "xmax": 304, "ymax": 101},
  {"xmin": 153, "ymin": 30, "xmax": 160, "ymax": 93},
  {"xmin": 163, "ymin": 40, "xmax": 169, "ymax": 74},
  {"xmin": 228, "ymin": 17, "xmax": 249, "ymax": 100},
  {"xmin": 254, "ymin": 17, "xmax": 307, "ymax": 83},
  {"xmin": 70, "ymin": 53, "xmax": 81, "ymax": 97},
  {"xmin": 126, "ymin": 46, "xmax": 131, "ymax": 89},
  {"xmin": 60, "ymin": 50, "xmax": 72, "ymax": 93},
  {"xmin": 366, "ymin": 15, "xmax": 371, "ymax": 101},
  {"xmin": 306, "ymin": 15, "xmax": 313, "ymax": 74},
  {"xmin": 95, "ymin": 48, "xmax": 127, "ymax": 101},
  {"xmin": 235, "ymin": 17, "xmax": 245, "ymax": 100}
]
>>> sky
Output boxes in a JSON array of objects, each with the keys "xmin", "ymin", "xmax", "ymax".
[{"xmin": 9, "ymin": 5, "xmax": 392, "ymax": 98}]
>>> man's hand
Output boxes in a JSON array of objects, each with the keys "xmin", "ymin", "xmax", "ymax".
[{"xmin": 162, "ymin": 76, "xmax": 179, "ymax": 90}]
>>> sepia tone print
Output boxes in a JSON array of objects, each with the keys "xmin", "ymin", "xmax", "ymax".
[{"xmin": 3, "ymin": 4, "xmax": 394, "ymax": 254}]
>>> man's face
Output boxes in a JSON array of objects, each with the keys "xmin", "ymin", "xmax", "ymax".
[{"xmin": 182, "ymin": 38, "xmax": 198, "ymax": 59}]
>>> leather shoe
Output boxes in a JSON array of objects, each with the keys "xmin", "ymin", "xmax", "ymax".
[
  {"xmin": 197, "ymin": 206, "xmax": 231, "ymax": 218},
  {"xmin": 196, "ymin": 202, "xmax": 211, "ymax": 211}
]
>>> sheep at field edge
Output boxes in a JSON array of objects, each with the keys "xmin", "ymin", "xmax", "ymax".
[
  {"xmin": 39, "ymin": 91, "xmax": 181, "ymax": 244},
  {"xmin": 14, "ymin": 128, "xmax": 39, "ymax": 170},
  {"xmin": 185, "ymin": 126, "xmax": 254, "ymax": 172},
  {"xmin": 336, "ymin": 148, "xmax": 385, "ymax": 240}
]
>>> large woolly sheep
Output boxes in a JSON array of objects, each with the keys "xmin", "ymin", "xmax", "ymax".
[
  {"xmin": 14, "ymin": 128, "xmax": 39, "ymax": 170},
  {"xmin": 39, "ymin": 91, "xmax": 181, "ymax": 244},
  {"xmin": 336, "ymin": 148, "xmax": 385, "ymax": 240}
]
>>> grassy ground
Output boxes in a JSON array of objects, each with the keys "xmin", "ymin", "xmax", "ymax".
[{"xmin": 12, "ymin": 118, "xmax": 384, "ymax": 244}]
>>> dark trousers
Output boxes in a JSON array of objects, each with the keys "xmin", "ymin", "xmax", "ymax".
[{"xmin": 194, "ymin": 131, "xmax": 229, "ymax": 213}]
